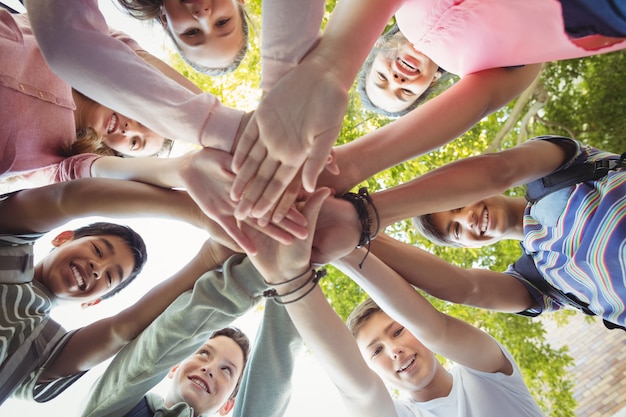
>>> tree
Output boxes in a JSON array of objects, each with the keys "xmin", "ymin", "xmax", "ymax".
[{"xmin": 168, "ymin": 2, "xmax": 626, "ymax": 415}]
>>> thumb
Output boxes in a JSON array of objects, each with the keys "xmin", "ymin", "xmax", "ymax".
[{"xmin": 301, "ymin": 187, "xmax": 331, "ymax": 234}]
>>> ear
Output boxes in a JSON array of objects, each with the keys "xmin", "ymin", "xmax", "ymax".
[
  {"xmin": 218, "ymin": 398, "xmax": 235, "ymax": 416},
  {"xmin": 51, "ymin": 230, "xmax": 75, "ymax": 247},
  {"xmin": 159, "ymin": 10, "xmax": 167, "ymax": 27},
  {"xmin": 81, "ymin": 298, "xmax": 102, "ymax": 309},
  {"xmin": 167, "ymin": 365, "xmax": 179, "ymax": 379}
]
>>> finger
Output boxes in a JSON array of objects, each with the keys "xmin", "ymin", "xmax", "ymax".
[
  {"xmin": 233, "ymin": 158, "xmax": 281, "ymax": 220},
  {"xmin": 264, "ymin": 174, "xmax": 304, "ymax": 224},
  {"xmin": 249, "ymin": 163, "xmax": 300, "ymax": 220},
  {"xmin": 272, "ymin": 214, "xmax": 308, "ymax": 240},
  {"xmin": 218, "ymin": 216, "xmax": 258, "ymax": 256},
  {"xmin": 301, "ymin": 133, "xmax": 336, "ymax": 192},
  {"xmin": 230, "ymin": 139, "xmax": 268, "ymax": 202},
  {"xmin": 244, "ymin": 218, "xmax": 296, "ymax": 245},
  {"xmin": 232, "ymin": 116, "xmax": 260, "ymax": 173},
  {"xmin": 239, "ymin": 157, "xmax": 281, "ymax": 217}
]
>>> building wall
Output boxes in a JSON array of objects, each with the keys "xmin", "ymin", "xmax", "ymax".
[{"xmin": 541, "ymin": 313, "xmax": 626, "ymax": 416}]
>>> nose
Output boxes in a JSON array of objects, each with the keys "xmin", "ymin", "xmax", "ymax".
[
  {"xmin": 192, "ymin": 3, "xmax": 210, "ymax": 17},
  {"xmin": 390, "ymin": 345, "xmax": 404, "ymax": 360},
  {"xmin": 89, "ymin": 261, "xmax": 103, "ymax": 281},
  {"xmin": 391, "ymin": 70, "xmax": 407, "ymax": 84},
  {"xmin": 201, "ymin": 365, "xmax": 214, "ymax": 379},
  {"xmin": 454, "ymin": 207, "xmax": 477, "ymax": 230}
]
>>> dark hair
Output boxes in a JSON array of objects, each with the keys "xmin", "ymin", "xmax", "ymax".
[
  {"xmin": 357, "ymin": 24, "xmax": 453, "ymax": 118},
  {"xmin": 115, "ymin": 0, "xmax": 250, "ymax": 76},
  {"xmin": 73, "ymin": 222, "xmax": 148, "ymax": 299},
  {"xmin": 411, "ymin": 214, "xmax": 459, "ymax": 247},
  {"xmin": 211, "ymin": 326, "xmax": 251, "ymax": 398},
  {"xmin": 346, "ymin": 297, "xmax": 382, "ymax": 338}
]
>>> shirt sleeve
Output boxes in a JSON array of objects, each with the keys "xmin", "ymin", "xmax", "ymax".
[
  {"xmin": 24, "ymin": 0, "xmax": 243, "ymax": 151},
  {"xmin": 260, "ymin": 0, "xmax": 325, "ymax": 91},
  {"xmin": 504, "ymin": 264, "xmax": 569, "ymax": 317},
  {"xmin": 81, "ymin": 254, "xmax": 267, "ymax": 417},
  {"xmin": 233, "ymin": 300, "xmax": 303, "ymax": 417}
]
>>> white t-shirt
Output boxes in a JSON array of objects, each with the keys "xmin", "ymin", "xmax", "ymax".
[{"xmin": 393, "ymin": 342, "xmax": 544, "ymax": 417}]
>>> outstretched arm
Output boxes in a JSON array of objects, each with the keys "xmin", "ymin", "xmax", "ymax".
[
  {"xmin": 319, "ymin": 64, "xmax": 542, "ymax": 194},
  {"xmin": 369, "ymin": 234, "xmax": 536, "ymax": 313},
  {"xmin": 24, "ymin": 0, "xmax": 243, "ymax": 151},
  {"xmin": 39, "ymin": 239, "xmax": 234, "ymax": 382},
  {"xmin": 230, "ymin": 0, "xmax": 404, "ymax": 221},
  {"xmin": 240, "ymin": 189, "xmax": 399, "ymax": 417},
  {"xmin": 334, "ymin": 245, "xmax": 513, "ymax": 375}
]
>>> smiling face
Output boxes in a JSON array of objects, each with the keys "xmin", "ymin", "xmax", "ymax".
[
  {"xmin": 365, "ymin": 32, "xmax": 441, "ymax": 114},
  {"xmin": 35, "ymin": 232, "xmax": 136, "ymax": 302},
  {"xmin": 165, "ymin": 336, "xmax": 245, "ymax": 415},
  {"xmin": 355, "ymin": 311, "xmax": 439, "ymax": 393},
  {"xmin": 428, "ymin": 195, "xmax": 523, "ymax": 248},
  {"xmin": 161, "ymin": 0, "xmax": 245, "ymax": 70}
]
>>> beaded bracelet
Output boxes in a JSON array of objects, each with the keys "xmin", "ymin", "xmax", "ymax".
[
  {"xmin": 340, "ymin": 187, "xmax": 380, "ymax": 268},
  {"xmin": 263, "ymin": 268, "xmax": 327, "ymax": 305}
]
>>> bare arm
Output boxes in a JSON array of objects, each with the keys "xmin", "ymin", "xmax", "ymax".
[
  {"xmin": 334, "ymin": 246, "xmax": 513, "ymax": 375},
  {"xmin": 0, "ymin": 178, "xmax": 205, "ymax": 235},
  {"xmin": 370, "ymin": 233, "xmax": 536, "ymax": 313},
  {"xmin": 240, "ymin": 189, "xmax": 399, "ymax": 417},
  {"xmin": 321, "ymin": 64, "xmax": 542, "ymax": 194},
  {"xmin": 39, "ymin": 239, "xmax": 234, "ymax": 381},
  {"xmin": 373, "ymin": 138, "xmax": 569, "ymax": 228}
]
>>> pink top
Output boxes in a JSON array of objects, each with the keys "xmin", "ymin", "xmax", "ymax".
[
  {"xmin": 396, "ymin": 0, "xmax": 626, "ymax": 77},
  {"xmin": 26, "ymin": 0, "xmax": 244, "ymax": 154},
  {"xmin": 0, "ymin": 11, "xmax": 101, "ymax": 183}
]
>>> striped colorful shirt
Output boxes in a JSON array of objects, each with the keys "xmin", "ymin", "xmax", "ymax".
[
  {"xmin": 0, "ymin": 220, "xmax": 84, "ymax": 404},
  {"xmin": 506, "ymin": 137, "xmax": 626, "ymax": 327}
]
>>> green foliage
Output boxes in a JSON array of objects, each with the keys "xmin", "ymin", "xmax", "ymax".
[{"xmin": 167, "ymin": 2, "xmax": 626, "ymax": 415}]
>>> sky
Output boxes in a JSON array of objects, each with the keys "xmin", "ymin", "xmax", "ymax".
[{"xmin": 2, "ymin": 0, "xmax": 350, "ymax": 415}]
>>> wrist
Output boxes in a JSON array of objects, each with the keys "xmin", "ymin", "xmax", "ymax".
[{"xmin": 263, "ymin": 267, "xmax": 327, "ymax": 305}]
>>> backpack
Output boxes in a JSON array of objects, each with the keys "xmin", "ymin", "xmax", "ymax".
[{"xmin": 514, "ymin": 148, "xmax": 626, "ymax": 331}]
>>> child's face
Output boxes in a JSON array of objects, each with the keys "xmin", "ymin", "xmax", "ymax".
[
  {"xmin": 355, "ymin": 311, "xmax": 439, "ymax": 392},
  {"xmin": 161, "ymin": 0, "xmax": 245, "ymax": 69},
  {"xmin": 428, "ymin": 196, "xmax": 516, "ymax": 248},
  {"xmin": 366, "ymin": 32, "xmax": 440, "ymax": 114},
  {"xmin": 37, "ymin": 234, "xmax": 136, "ymax": 302},
  {"xmin": 78, "ymin": 101, "xmax": 166, "ymax": 157},
  {"xmin": 166, "ymin": 336, "xmax": 245, "ymax": 414}
]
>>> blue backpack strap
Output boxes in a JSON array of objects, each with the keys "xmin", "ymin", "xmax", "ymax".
[
  {"xmin": 526, "ymin": 151, "xmax": 626, "ymax": 203},
  {"xmin": 514, "ymin": 247, "xmax": 626, "ymax": 331},
  {"xmin": 513, "ymin": 250, "xmax": 594, "ymax": 316}
]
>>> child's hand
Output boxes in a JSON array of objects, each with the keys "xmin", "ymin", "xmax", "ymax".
[
  {"xmin": 241, "ymin": 188, "xmax": 331, "ymax": 285},
  {"xmin": 230, "ymin": 58, "xmax": 348, "ymax": 223}
]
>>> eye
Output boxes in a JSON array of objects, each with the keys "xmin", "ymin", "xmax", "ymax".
[
  {"xmin": 221, "ymin": 366, "xmax": 233, "ymax": 376},
  {"xmin": 371, "ymin": 346, "xmax": 382, "ymax": 358},
  {"xmin": 401, "ymin": 88, "xmax": 415, "ymax": 96},
  {"xmin": 130, "ymin": 136, "xmax": 140, "ymax": 151},
  {"xmin": 93, "ymin": 244, "xmax": 103, "ymax": 258},
  {"xmin": 199, "ymin": 349, "xmax": 211, "ymax": 358},
  {"xmin": 106, "ymin": 271, "xmax": 113, "ymax": 287},
  {"xmin": 453, "ymin": 223, "xmax": 461, "ymax": 240},
  {"xmin": 216, "ymin": 18, "xmax": 230, "ymax": 28},
  {"xmin": 183, "ymin": 28, "xmax": 200, "ymax": 37},
  {"xmin": 377, "ymin": 72, "xmax": 388, "ymax": 82},
  {"xmin": 392, "ymin": 326, "xmax": 405, "ymax": 337}
]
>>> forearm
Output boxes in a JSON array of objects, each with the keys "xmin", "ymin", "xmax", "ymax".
[
  {"xmin": 90, "ymin": 156, "xmax": 185, "ymax": 189},
  {"xmin": 283, "ymin": 288, "xmax": 397, "ymax": 417},
  {"xmin": 332, "ymin": 65, "xmax": 543, "ymax": 191},
  {"xmin": 24, "ymin": 0, "xmax": 243, "ymax": 150},
  {"xmin": 369, "ymin": 234, "xmax": 535, "ymax": 312},
  {"xmin": 304, "ymin": 0, "xmax": 402, "ymax": 90},
  {"xmin": 372, "ymin": 140, "xmax": 567, "ymax": 227}
]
